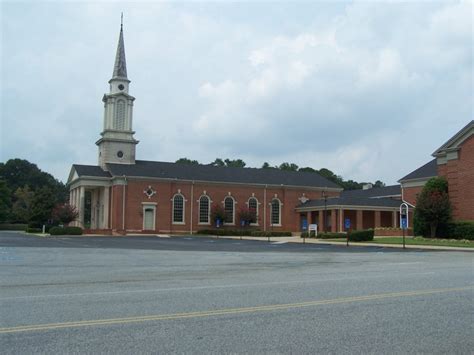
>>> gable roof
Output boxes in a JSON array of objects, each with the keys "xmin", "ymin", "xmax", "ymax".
[
  {"xmin": 69, "ymin": 160, "xmax": 342, "ymax": 189},
  {"xmin": 71, "ymin": 164, "xmax": 112, "ymax": 178},
  {"xmin": 398, "ymin": 159, "xmax": 437, "ymax": 182},
  {"xmin": 340, "ymin": 185, "xmax": 401, "ymax": 199},
  {"xmin": 432, "ymin": 120, "xmax": 474, "ymax": 157},
  {"xmin": 105, "ymin": 160, "xmax": 341, "ymax": 189}
]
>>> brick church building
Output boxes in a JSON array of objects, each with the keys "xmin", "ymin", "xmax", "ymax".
[{"xmin": 67, "ymin": 25, "xmax": 472, "ymax": 235}]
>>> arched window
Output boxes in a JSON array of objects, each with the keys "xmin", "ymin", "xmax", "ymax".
[
  {"xmin": 271, "ymin": 198, "xmax": 281, "ymax": 226},
  {"xmin": 248, "ymin": 197, "xmax": 258, "ymax": 225},
  {"xmin": 172, "ymin": 194, "xmax": 184, "ymax": 224},
  {"xmin": 199, "ymin": 195, "xmax": 210, "ymax": 224},
  {"xmin": 224, "ymin": 196, "xmax": 235, "ymax": 224},
  {"xmin": 115, "ymin": 99, "xmax": 126, "ymax": 130}
]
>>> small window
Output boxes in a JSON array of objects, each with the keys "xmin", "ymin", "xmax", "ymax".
[
  {"xmin": 271, "ymin": 198, "xmax": 281, "ymax": 225},
  {"xmin": 173, "ymin": 194, "xmax": 184, "ymax": 223},
  {"xmin": 199, "ymin": 196, "xmax": 210, "ymax": 224},
  {"xmin": 224, "ymin": 197, "xmax": 235, "ymax": 224}
]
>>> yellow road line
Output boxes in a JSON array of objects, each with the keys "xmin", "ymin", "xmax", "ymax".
[{"xmin": 0, "ymin": 286, "xmax": 472, "ymax": 334}]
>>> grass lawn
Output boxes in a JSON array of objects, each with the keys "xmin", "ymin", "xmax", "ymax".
[{"xmin": 371, "ymin": 237, "xmax": 474, "ymax": 248}]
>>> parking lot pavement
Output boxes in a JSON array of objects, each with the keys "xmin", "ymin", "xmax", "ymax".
[{"xmin": 1, "ymin": 231, "xmax": 473, "ymax": 354}]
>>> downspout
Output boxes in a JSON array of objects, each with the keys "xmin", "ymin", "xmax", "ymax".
[
  {"xmin": 190, "ymin": 180, "xmax": 194, "ymax": 235},
  {"xmin": 122, "ymin": 175, "xmax": 126, "ymax": 232},
  {"xmin": 263, "ymin": 185, "xmax": 267, "ymax": 232}
]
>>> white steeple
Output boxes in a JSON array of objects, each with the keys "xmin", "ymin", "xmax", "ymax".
[{"xmin": 96, "ymin": 16, "xmax": 138, "ymax": 169}]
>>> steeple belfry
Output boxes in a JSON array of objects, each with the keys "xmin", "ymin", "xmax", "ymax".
[{"xmin": 96, "ymin": 17, "xmax": 138, "ymax": 170}]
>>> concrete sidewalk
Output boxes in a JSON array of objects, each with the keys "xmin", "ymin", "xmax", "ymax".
[{"xmin": 212, "ymin": 235, "xmax": 474, "ymax": 252}]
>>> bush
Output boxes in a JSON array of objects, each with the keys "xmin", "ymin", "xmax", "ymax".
[
  {"xmin": 26, "ymin": 227, "xmax": 42, "ymax": 233},
  {"xmin": 49, "ymin": 226, "xmax": 83, "ymax": 235},
  {"xmin": 348, "ymin": 229, "xmax": 374, "ymax": 242},
  {"xmin": 195, "ymin": 229, "xmax": 291, "ymax": 237},
  {"xmin": 439, "ymin": 221, "xmax": 474, "ymax": 240},
  {"xmin": 318, "ymin": 232, "xmax": 347, "ymax": 239},
  {"xmin": 0, "ymin": 223, "xmax": 27, "ymax": 231}
]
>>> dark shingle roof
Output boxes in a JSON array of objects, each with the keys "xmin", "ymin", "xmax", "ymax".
[
  {"xmin": 105, "ymin": 160, "xmax": 341, "ymax": 189},
  {"xmin": 398, "ymin": 159, "xmax": 437, "ymax": 182},
  {"xmin": 73, "ymin": 164, "xmax": 111, "ymax": 178},
  {"xmin": 341, "ymin": 185, "xmax": 401, "ymax": 199},
  {"xmin": 297, "ymin": 196, "xmax": 401, "ymax": 209}
]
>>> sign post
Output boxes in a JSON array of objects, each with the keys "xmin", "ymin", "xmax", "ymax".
[
  {"xmin": 400, "ymin": 203, "xmax": 409, "ymax": 250},
  {"xmin": 302, "ymin": 219, "xmax": 308, "ymax": 244},
  {"xmin": 240, "ymin": 219, "xmax": 245, "ymax": 240},
  {"xmin": 344, "ymin": 218, "xmax": 351, "ymax": 247}
]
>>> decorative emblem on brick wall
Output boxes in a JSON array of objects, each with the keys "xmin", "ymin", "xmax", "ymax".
[
  {"xmin": 144, "ymin": 186, "xmax": 156, "ymax": 199},
  {"xmin": 298, "ymin": 193, "xmax": 309, "ymax": 204}
]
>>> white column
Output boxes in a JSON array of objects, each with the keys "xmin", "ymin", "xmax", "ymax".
[
  {"xmin": 103, "ymin": 187, "xmax": 110, "ymax": 229},
  {"xmin": 79, "ymin": 186, "xmax": 85, "ymax": 228}
]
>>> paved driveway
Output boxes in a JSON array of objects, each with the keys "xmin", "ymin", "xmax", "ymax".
[{"xmin": 1, "ymin": 232, "xmax": 473, "ymax": 354}]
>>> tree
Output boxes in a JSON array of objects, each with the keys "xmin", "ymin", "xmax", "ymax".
[
  {"xmin": 279, "ymin": 162, "xmax": 299, "ymax": 171},
  {"xmin": 210, "ymin": 205, "xmax": 226, "ymax": 225},
  {"xmin": 30, "ymin": 187, "xmax": 56, "ymax": 225},
  {"xmin": 262, "ymin": 162, "xmax": 276, "ymax": 169},
  {"xmin": 237, "ymin": 207, "xmax": 257, "ymax": 225},
  {"xmin": 374, "ymin": 180, "xmax": 386, "ymax": 188},
  {"xmin": 224, "ymin": 159, "xmax": 246, "ymax": 168},
  {"xmin": 298, "ymin": 167, "xmax": 316, "ymax": 173},
  {"xmin": 175, "ymin": 158, "xmax": 199, "ymax": 165},
  {"xmin": 0, "ymin": 180, "xmax": 11, "ymax": 222},
  {"xmin": 12, "ymin": 186, "xmax": 34, "ymax": 223},
  {"xmin": 52, "ymin": 203, "xmax": 79, "ymax": 225},
  {"xmin": 414, "ymin": 177, "xmax": 452, "ymax": 238},
  {"xmin": 211, "ymin": 158, "xmax": 225, "ymax": 167}
]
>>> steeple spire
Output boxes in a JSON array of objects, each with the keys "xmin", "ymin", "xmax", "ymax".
[{"xmin": 112, "ymin": 14, "xmax": 127, "ymax": 79}]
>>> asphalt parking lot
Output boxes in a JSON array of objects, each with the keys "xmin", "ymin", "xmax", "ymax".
[{"xmin": 1, "ymin": 231, "xmax": 473, "ymax": 354}]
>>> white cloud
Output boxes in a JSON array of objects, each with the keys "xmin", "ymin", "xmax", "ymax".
[{"xmin": 1, "ymin": 1, "xmax": 472, "ymax": 185}]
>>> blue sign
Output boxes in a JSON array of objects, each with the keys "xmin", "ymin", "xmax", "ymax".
[
  {"xmin": 401, "ymin": 217, "xmax": 408, "ymax": 229},
  {"xmin": 241, "ymin": 220, "xmax": 246, "ymax": 227},
  {"xmin": 302, "ymin": 219, "xmax": 308, "ymax": 231},
  {"xmin": 216, "ymin": 219, "xmax": 221, "ymax": 228},
  {"xmin": 344, "ymin": 218, "xmax": 351, "ymax": 229}
]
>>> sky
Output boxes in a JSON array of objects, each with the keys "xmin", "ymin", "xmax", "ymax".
[{"xmin": 1, "ymin": 0, "xmax": 472, "ymax": 185}]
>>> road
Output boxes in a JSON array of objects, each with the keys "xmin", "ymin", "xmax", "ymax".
[{"xmin": 1, "ymin": 231, "xmax": 473, "ymax": 354}]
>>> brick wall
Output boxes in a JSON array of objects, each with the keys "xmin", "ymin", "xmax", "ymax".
[
  {"xmin": 438, "ymin": 135, "xmax": 474, "ymax": 221},
  {"xmin": 109, "ymin": 179, "xmax": 340, "ymax": 233},
  {"xmin": 402, "ymin": 186, "xmax": 423, "ymax": 206}
]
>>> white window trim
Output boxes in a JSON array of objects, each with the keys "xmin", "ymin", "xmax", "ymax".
[
  {"xmin": 247, "ymin": 197, "xmax": 259, "ymax": 226},
  {"xmin": 269, "ymin": 198, "xmax": 282, "ymax": 227},
  {"xmin": 171, "ymin": 193, "xmax": 186, "ymax": 225},
  {"xmin": 223, "ymin": 196, "xmax": 236, "ymax": 226},
  {"xmin": 197, "ymin": 195, "xmax": 211, "ymax": 225},
  {"xmin": 142, "ymin": 202, "xmax": 157, "ymax": 231}
]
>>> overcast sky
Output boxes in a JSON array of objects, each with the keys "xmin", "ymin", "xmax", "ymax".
[{"xmin": 1, "ymin": 0, "xmax": 472, "ymax": 185}]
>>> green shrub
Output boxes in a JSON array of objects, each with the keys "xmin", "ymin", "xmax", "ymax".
[
  {"xmin": 439, "ymin": 222, "xmax": 474, "ymax": 240},
  {"xmin": 318, "ymin": 232, "xmax": 347, "ymax": 239},
  {"xmin": 195, "ymin": 229, "xmax": 291, "ymax": 237},
  {"xmin": 0, "ymin": 223, "xmax": 27, "ymax": 231},
  {"xmin": 49, "ymin": 226, "xmax": 83, "ymax": 235},
  {"xmin": 26, "ymin": 227, "xmax": 42, "ymax": 233},
  {"xmin": 348, "ymin": 229, "xmax": 374, "ymax": 242}
]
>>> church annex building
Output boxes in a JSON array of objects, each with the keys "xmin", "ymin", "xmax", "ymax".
[{"xmin": 67, "ymin": 25, "xmax": 474, "ymax": 235}]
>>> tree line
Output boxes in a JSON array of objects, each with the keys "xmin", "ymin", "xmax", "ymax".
[
  {"xmin": 175, "ymin": 157, "xmax": 385, "ymax": 190},
  {"xmin": 0, "ymin": 159, "xmax": 72, "ymax": 226}
]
